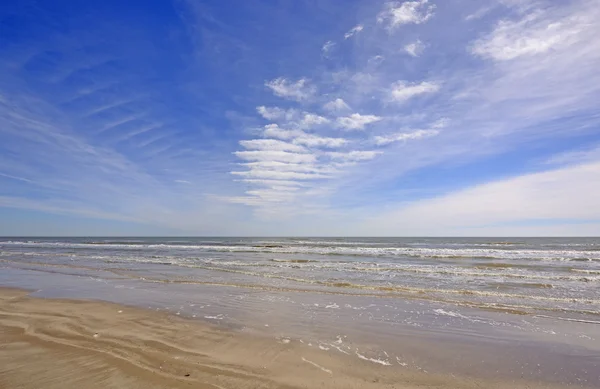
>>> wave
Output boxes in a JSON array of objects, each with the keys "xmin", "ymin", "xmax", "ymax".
[
  {"xmin": 533, "ymin": 315, "xmax": 600, "ymax": 325},
  {"xmin": 271, "ymin": 258, "xmax": 318, "ymax": 263},
  {"xmin": 5, "ymin": 258, "xmax": 600, "ymax": 319},
  {"xmin": 5, "ymin": 251, "xmax": 600, "ymax": 284},
  {"xmin": 3, "ymin": 240, "xmax": 600, "ymax": 261},
  {"xmin": 571, "ymin": 269, "xmax": 600, "ymax": 275}
]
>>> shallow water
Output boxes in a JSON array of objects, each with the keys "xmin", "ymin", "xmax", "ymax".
[{"xmin": 1, "ymin": 237, "xmax": 599, "ymax": 387}]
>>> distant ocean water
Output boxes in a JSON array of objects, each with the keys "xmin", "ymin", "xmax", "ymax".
[{"xmin": 2, "ymin": 237, "xmax": 599, "ymax": 318}]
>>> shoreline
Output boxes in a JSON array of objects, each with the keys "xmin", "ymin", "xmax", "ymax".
[{"xmin": 0, "ymin": 287, "xmax": 589, "ymax": 389}]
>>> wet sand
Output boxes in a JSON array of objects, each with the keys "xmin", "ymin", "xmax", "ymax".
[{"xmin": 0, "ymin": 288, "xmax": 580, "ymax": 389}]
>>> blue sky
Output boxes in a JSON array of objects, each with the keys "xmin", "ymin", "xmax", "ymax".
[{"xmin": 1, "ymin": 0, "xmax": 599, "ymax": 236}]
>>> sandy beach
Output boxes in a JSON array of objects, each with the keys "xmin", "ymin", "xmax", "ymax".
[{"xmin": 0, "ymin": 287, "xmax": 585, "ymax": 389}]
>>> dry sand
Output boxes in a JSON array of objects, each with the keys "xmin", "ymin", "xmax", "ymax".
[{"xmin": 0, "ymin": 288, "xmax": 572, "ymax": 389}]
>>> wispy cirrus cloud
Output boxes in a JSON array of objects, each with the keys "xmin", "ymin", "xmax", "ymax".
[
  {"xmin": 256, "ymin": 106, "xmax": 298, "ymax": 121},
  {"xmin": 237, "ymin": 179, "xmax": 307, "ymax": 187},
  {"xmin": 404, "ymin": 39, "xmax": 425, "ymax": 57},
  {"xmin": 336, "ymin": 113, "xmax": 382, "ymax": 130},
  {"xmin": 234, "ymin": 150, "xmax": 316, "ymax": 164},
  {"xmin": 470, "ymin": 10, "xmax": 584, "ymax": 61},
  {"xmin": 261, "ymin": 124, "xmax": 346, "ymax": 148},
  {"xmin": 239, "ymin": 139, "xmax": 308, "ymax": 153},
  {"xmin": 0, "ymin": 8, "xmax": 248, "ymax": 235},
  {"xmin": 374, "ymin": 129, "xmax": 439, "ymax": 146},
  {"xmin": 344, "ymin": 24, "xmax": 364, "ymax": 39},
  {"xmin": 265, "ymin": 78, "xmax": 316, "ymax": 102},
  {"xmin": 328, "ymin": 151, "xmax": 382, "ymax": 162},
  {"xmin": 322, "ymin": 40, "xmax": 335, "ymax": 56},
  {"xmin": 323, "ymin": 98, "xmax": 350, "ymax": 113},
  {"xmin": 298, "ymin": 113, "xmax": 330, "ymax": 129},
  {"xmin": 293, "ymin": 135, "xmax": 347, "ymax": 148},
  {"xmin": 0, "ymin": 172, "xmax": 33, "ymax": 183},
  {"xmin": 378, "ymin": 0, "xmax": 436, "ymax": 29},
  {"xmin": 389, "ymin": 81, "xmax": 440, "ymax": 102}
]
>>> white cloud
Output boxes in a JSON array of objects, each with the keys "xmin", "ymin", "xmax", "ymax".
[
  {"xmin": 233, "ymin": 118, "xmax": 349, "ymax": 200},
  {"xmin": 344, "ymin": 24, "xmax": 364, "ymax": 39},
  {"xmin": 239, "ymin": 139, "xmax": 307, "ymax": 153},
  {"xmin": 368, "ymin": 55, "xmax": 385, "ymax": 65},
  {"xmin": 258, "ymin": 114, "xmax": 330, "ymax": 134},
  {"xmin": 256, "ymin": 106, "xmax": 297, "ymax": 121},
  {"xmin": 323, "ymin": 98, "xmax": 351, "ymax": 113},
  {"xmin": 261, "ymin": 124, "xmax": 347, "ymax": 148},
  {"xmin": 237, "ymin": 179, "xmax": 306, "ymax": 187},
  {"xmin": 545, "ymin": 146, "xmax": 600, "ymax": 167},
  {"xmin": 461, "ymin": 0, "xmax": 600, "ymax": 129},
  {"xmin": 470, "ymin": 9, "xmax": 585, "ymax": 61},
  {"xmin": 336, "ymin": 113, "xmax": 382, "ymax": 130},
  {"xmin": 174, "ymin": 179, "xmax": 191, "ymax": 184},
  {"xmin": 499, "ymin": 0, "xmax": 542, "ymax": 14},
  {"xmin": 298, "ymin": 113, "xmax": 330, "ymax": 129},
  {"xmin": 465, "ymin": 6, "xmax": 494, "ymax": 21},
  {"xmin": 374, "ymin": 129, "xmax": 439, "ymax": 145},
  {"xmin": 265, "ymin": 78, "xmax": 316, "ymax": 101},
  {"xmin": 264, "ymin": 185, "xmax": 301, "ymax": 192},
  {"xmin": 404, "ymin": 40, "xmax": 425, "ymax": 57},
  {"xmin": 329, "ymin": 151, "xmax": 382, "ymax": 162},
  {"xmin": 365, "ymin": 160, "xmax": 600, "ymax": 234},
  {"xmin": 239, "ymin": 161, "xmax": 336, "ymax": 174},
  {"xmin": 294, "ymin": 134, "xmax": 347, "ymax": 148},
  {"xmin": 262, "ymin": 124, "xmax": 303, "ymax": 140},
  {"xmin": 430, "ymin": 118, "xmax": 449, "ymax": 129},
  {"xmin": 231, "ymin": 170, "xmax": 327, "ymax": 180},
  {"xmin": 389, "ymin": 80, "xmax": 440, "ymax": 102},
  {"xmin": 221, "ymin": 196, "xmax": 268, "ymax": 206},
  {"xmin": 322, "ymin": 40, "xmax": 335, "ymax": 56},
  {"xmin": 378, "ymin": 0, "xmax": 436, "ymax": 29},
  {"xmin": 233, "ymin": 150, "xmax": 316, "ymax": 164},
  {"xmin": 246, "ymin": 189, "xmax": 298, "ymax": 201}
]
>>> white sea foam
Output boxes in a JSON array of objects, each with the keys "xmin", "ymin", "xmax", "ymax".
[
  {"xmin": 396, "ymin": 357, "xmax": 408, "ymax": 367},
  {"xmin": 533, "ymin": 315, "xmax": 600, "ymax": 325},
  {"xmin": 355, "ymin": 350, "xmax": 391, "ymax": 366},
  {"xmin": 3, "ymin": 240, "xmax": 600, "ymax": 261},
  {"xmin": 329, "ymin": 344, "xmax": 350, "ymax": 354},
  {"xmin": 433, "ymin": 308, "xmax": 468, "ymax": 319},
  {"xmin": 301, "ymin": 357, "xmax": 332, "ymax": 374},
  {"xmin": 571, "ymin": 269, "xmax": 600, "ymax": 275},
  {"xmin": 327, "ymin": 336, "xmax": 351, "ymax": 354},
  {"xmin": 432, "ymin": 309, "xmax": 489, "ymax": 324}
]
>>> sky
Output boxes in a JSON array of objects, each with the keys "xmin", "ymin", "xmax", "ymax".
[{"xmin": 1, "ymin": 0, "xmax": 599, "ymax": 236}]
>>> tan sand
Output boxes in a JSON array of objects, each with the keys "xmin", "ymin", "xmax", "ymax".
[{"xmin": 0, "ymin": 288, "xmax": 571, "ymax": 389}]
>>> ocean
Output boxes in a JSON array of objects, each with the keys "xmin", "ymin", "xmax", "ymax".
[{"xmin": 1, "ymin": 237, "xmax": 599, "ymax": 386}]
